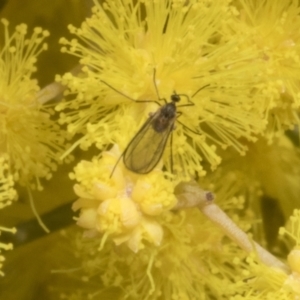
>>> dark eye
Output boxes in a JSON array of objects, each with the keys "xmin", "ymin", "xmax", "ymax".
[{"xmin": 171, "ymin": 94, "xmax": 180, "ymax": 102}]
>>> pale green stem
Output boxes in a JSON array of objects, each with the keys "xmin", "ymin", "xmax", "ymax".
[
  {"xmin": 174, "ymin": 181, "xmax": 290, "ymax": 273},
  {"xmin": 201, "ymin": 202, "xmax": 289, "ymax": 273}
]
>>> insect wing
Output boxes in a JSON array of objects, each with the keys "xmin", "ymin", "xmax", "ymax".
[{"xmin": 123, "ymin": 112, "xmax": 175, "ymax": 174}]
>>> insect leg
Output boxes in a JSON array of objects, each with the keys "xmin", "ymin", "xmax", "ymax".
[
  {"xmin": 101, "ymin": 79, "xmax": 161, "ymax": 106},
  {"xmin": 175, "ymin": 111, "xmax": 202, "ymax": 136},
  {"xmin": 109, "ymin": 149, "xmax": 125, "ymax": 178},
  {"xmin": 192, "ymin": 84, "xmax": 210, "ymax": 98},
  {"xmin": 177, "ymin": 119, "xmax": 202, "ymax": 136},
  {"xmin": 152, "ymin": 68, "xmax": 167, "ymax": 104},
  {"xmin": 170, "ymin": 131, "xmax": 174, "ymax": 174}
]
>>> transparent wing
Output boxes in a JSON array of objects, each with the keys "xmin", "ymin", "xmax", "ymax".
[{"xmin": 123, "ymin": 113, "xmax": 174, "ymax": 174}]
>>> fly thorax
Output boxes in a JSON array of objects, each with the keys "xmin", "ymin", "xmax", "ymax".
[
  {"xmin": 162, "ymin": 103, "xmax": 176, "ymax": 119},
  {"xmin": 152, "ymin": 103, "xmax": 176, "ymax": 133}
]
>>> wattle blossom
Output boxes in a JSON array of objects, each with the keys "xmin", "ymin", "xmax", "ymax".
[
  {"xmin": 1, "ymin": 1, "xmax": 300, "ymax": 299},
  {"xmin": 227, "ymin": 0, "xmax": 300, "ymax": 140},
  {"xmin": 71, "ymin": 145, "xmax": 176, "ymax": 253},
  {"xmin": 0, "ymin": 18, "xmax": 67, "ymax": 275},
  {"xmin": 57, "ymin": 0, "xmax": 267, "ymax": 178},
  {"xmin": 0, "ymin": 19, "xmax": 66, "ymax": 189}
]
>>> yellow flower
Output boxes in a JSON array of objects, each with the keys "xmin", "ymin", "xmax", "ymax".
[
  {"xmin": 1, "ymin": 1, "xmax": 300, "ymax": 299},
  {"xmin": 229, "ymin": 0, "xmax": 300, "ymax": 140},
  {"xmin": 0, "ymin": 19, "xmax": 66, "ymax": 189},
  {"xmin": 201, "ymin": 133, "xmax": 300, "ymax": 250},
  {"xmin": 231, "ymin": 253, "xmax": 294, "ymax": 300},
  {"xmin": 227, "ymin": 210, "xmax": 300, "ymax": 299},
  {"xmin": 57, "ymin": 0, "xmax": 267, "ymax": 178},
  {"xmin": 62, "ymin": 206, "xmax": 254, "ymax": 299},
  {"xmin": 52, "ymin": 1, "xmax": 300, "ymax": 298},
  {"xmin": 71, "ymin": 145, "xmax": 177, "ymax": 253},
  {"xmin": 66, "ymin": 144, "xmax": 267, "ymax": 300}
]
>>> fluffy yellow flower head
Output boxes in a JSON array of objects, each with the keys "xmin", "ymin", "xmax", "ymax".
[
  {"xmin": 0, "ymin": 19, "xmax": 65, "ymax": 188},
  {"xmin": 60, "ymin": 167, "xmax": 271, "ymax": 300},
  {"xmin": 57, "ymin": 0, "xmax": 267, "ymax": 179},
  {"xmin": 64, "ymin": 201, "xmax": 253, "ymax": 299},
  {"xmin": 71, "ymin": 145, "xmax": 177, "ymax": 252},
  {"xmin": 229, "ymin": 0, "xmax": 300, "ymax": 139}
]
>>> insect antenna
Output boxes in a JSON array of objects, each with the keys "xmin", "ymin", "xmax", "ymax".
[
  {"xmin": 109, "ymin": 149, "xmax": 125, "ymax": 178},
  {"xmin": 174, "ymin": 84, "xmax": 210, "ymax": 108},
  {"xmin": 172, "ymin": 84, "xmax": 210, "ymax": 135},
  {"xmin": 192, "ymin": 84, "xmax": 210, "ymax": 98}
]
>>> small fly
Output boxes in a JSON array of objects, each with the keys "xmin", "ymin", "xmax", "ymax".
[
  {"xmin": 101, "ymin": 69, "xmax": 207, "ymax": 175},
  {"xmin": 122, "ymin": 92, "xmax": 180, "ymax": 174}
]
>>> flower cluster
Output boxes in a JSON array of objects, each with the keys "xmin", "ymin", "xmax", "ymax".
[
  {"xmin": 226, "ymin": 0, "xmax": 300, "ymax": 140},
  {"xmin": 52, "ymin": 0, "xmax": 300, "ymax": 298},
  {"xmin": 0, "ymin": 18, "xmax": 67, "ymax": 275},
  {"xmin": 57, "ymin": 0, "xmax": 268, "ymax": 177},
  {"xmin": 0, "ymin": 19, "xmax": 66, "ymax": 189},
  {"xmin": 227, "ymin": 209, "xmax": 300, "ymax": 300},
  {"xmin": 2, "ymin": 0, "xmax": 300, "ymax": 299},
  {"xmin": 71, "ymin": 146, "xmax": 176, "ymax": 252}
]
